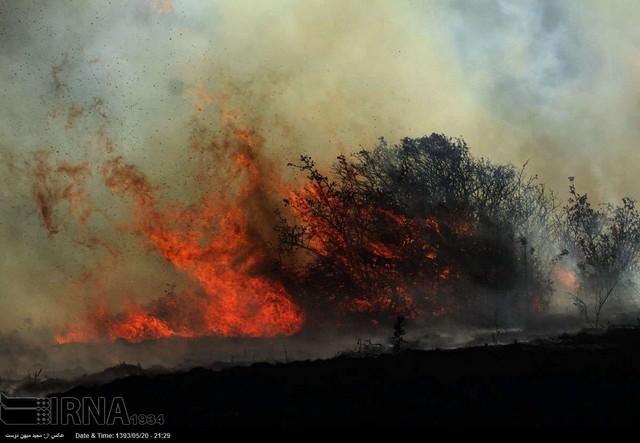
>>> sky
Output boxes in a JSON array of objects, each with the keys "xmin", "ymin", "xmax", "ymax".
[{"xmin": 1, "ymin": 0, "xmax": 639, "ymax": 333}]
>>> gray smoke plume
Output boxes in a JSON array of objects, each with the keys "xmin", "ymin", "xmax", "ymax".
[{"xmin": 1, "ymin": 0, "xmax": 639, "ymax": 339}]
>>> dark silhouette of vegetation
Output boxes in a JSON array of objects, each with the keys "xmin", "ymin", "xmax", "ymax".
[
  {"xmin": 277, "ymin": 134, "xmax": 559, "ymax": 324},
  {"xmin": 25, "ymin": 368, "xmax": 42, "ymax": 382},
  {"xmin": 391, "ymin": 315, "xmax": 407, "ymax": 353},
  {"xmin": 275, "ymin": 134, "xmax": 640, "ymax": 328}
]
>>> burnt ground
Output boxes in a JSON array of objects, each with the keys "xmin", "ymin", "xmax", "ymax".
[{"xmin": 36, "ymin": 327, "xmax": 640, "ymax": 427}]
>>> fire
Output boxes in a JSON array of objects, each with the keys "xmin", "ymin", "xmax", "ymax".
[
  {"xmin": 55, "ymin": 328, "xmax": 91, "ymax": 345},
  {"xmin": 37, "ymin": 86, "xmax": 550, "ymax": 343},
  {"xmin": 432, "ymin": 306, "xmax": 450, "ymax": 317},
  {"xmin": 150, "ymin": 0, "xmax": 173, "ymax": 14},
  {"xmin": 531, "ymin": 298, "xmax": 544, "ymax": 312},
  {"xmin": 55, "ymin": 108, "xmax": 304, "ymax": 343},
  {"xmin": 282, "ymin": 178, "xmax": 466, "ymax": 317},
  {"xmin": 369, "ymin": 241, "xmax": 400, "ymax": 260},
  {"xmin": 556, "ymin": 269, "xmax": 579, "ymax": 290},
  {"xmin": 57, "ymin": 307, "xmax": 176, "ymax": 344},
  {"xmin": 105, "ymin": 309, "xmax": 176, "ymax": 342}
]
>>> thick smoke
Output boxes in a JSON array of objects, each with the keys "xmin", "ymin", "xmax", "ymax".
[{"xmin": 1, "ymin": 0, "xmax": 639, "ymax": 340}]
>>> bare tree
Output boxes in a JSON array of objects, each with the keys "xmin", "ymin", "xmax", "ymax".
[
  {"xmin": 561, "ymin": 178, "xmax": 640, "ymax": 327},
  {"xmin": 25, "ymin": 368, "xmax": 43, "ymax": 382}
]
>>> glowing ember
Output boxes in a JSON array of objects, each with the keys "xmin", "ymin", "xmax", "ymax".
[
  {"xmin": 531, "ymin": 298, "xmax": 544, "ymax": 312},
  {"xmin": 556, "ymin": 269, "xmax": 579, "ymax": 290},
  {"xmin": 432, "ymin": 306, "xmax": 449, "ymax": 317}
]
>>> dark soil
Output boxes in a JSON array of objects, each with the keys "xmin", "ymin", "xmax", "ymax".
[{"xmin": 45, "ymin": 327, "xmax": 640, "ymax": 427}]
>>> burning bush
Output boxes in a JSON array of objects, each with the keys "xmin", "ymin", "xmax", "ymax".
[
  {"xmin": 277, "ymin": 134, "xmax": 559, "ymax": 324},
  {"xmin": 40, "ymin": 106, "xmax": 640, "ymax": 343},
  {"xmin": 561, "ymin": 178, "xmax": 640, "ymax": 326}
]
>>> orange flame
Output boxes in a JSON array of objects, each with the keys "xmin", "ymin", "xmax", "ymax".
[
  {"xmin": 432, "ymin": 306, "xmax": 451, "ymax": 317},
  {"xmin": 369, "ymin": 241, "xmax": 400, "ymax": 259},
  {"xmin": 556, "ymin": 269, "xmax": 579, "ymax": 290},
  {"xmin": 56, "ymin": 111, "xmax": 303, "ymax": 343},
  {"xmin": 150, "ymin": 0, "xmax": 173, "ymax": 14},
  {"xmin": 283, "ymin": 179, "xmax": 466, "ymax": 317}
]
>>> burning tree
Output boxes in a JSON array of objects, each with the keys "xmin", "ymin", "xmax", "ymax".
[
  {"xmin": 277, "ymin": 134, "xmax": 559, "ymax": 324},
  {"xmin": 561, "ymin": 178, "xmax": 640, "ymax": 326}
]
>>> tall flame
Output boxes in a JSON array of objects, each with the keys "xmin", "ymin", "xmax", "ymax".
[{"xmin": 55, "ymin": 113, "xmax": 303, "ymax": 343}]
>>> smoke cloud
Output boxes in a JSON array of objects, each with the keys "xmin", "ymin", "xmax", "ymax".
[{"xmin": 1, "ymin": 0, "xmax": 639, "ymax": 336}]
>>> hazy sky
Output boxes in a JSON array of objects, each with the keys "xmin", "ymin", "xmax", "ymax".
[{"xmin": 1, "ymin": 0, "xmax": 639, "ymax": 333}]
